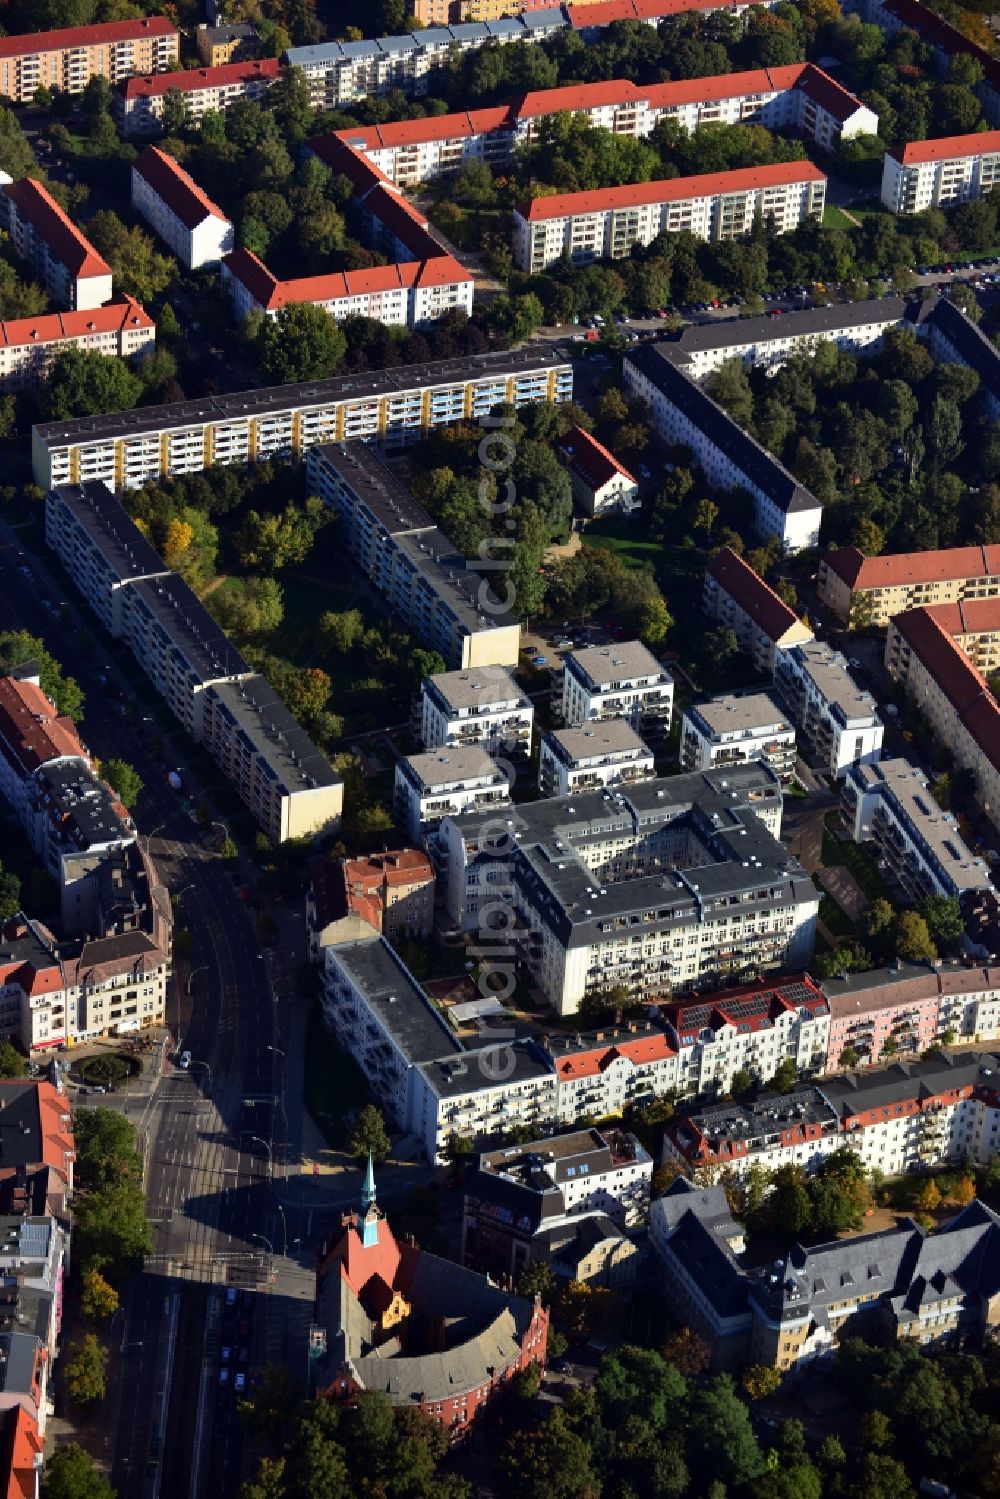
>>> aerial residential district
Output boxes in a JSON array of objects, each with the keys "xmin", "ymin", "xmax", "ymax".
[{"xmin": 10, "ymin": 2, "xmax": 1000, "ymax": 1499}]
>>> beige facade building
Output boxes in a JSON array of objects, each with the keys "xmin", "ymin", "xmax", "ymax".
[
  {"xmin": 114, "ymin": 57, "xmax": 280, "ymax": 136},
  {"xmin": 0, "ymin": 17, "xmax": 178, "ymax": 104},
  {"xmin": 307, "ymin": 850, "xmax": 435, "ymax": 956},
  {"xmin": 0, "ymin": 298, "xmax": 153, "ymax": 393},
  {"xmin": 819, "ymin": 542, "xmax": 1000, "ymax": 627}
]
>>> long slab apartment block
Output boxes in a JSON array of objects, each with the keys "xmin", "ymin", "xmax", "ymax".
[
  {"xmin": 327, "ymin": 66, "xmax": 875, "ymax": 186},
  {"xmin": 44, "ymin": 482, "xmax": 343, "ymax": 842},
  {"xmin": 881, "ymin": 128, "xmax": 1000, "ymax": 212},
  {"xmin": 1, "ymin": 178, "xmax": 113, "ymax": 312},
  {"xmin": 114, "ymin": 56, "xmax": 280, "ymax": 136},
  {"xmin": 624, "ymin": 344, "xmax": 823, "ymax": 552},
  {"xmin": 31, "ymin": 342, "xmax": 572, "ymax": 491},
  {"xmin": 820, "ymin": 541, "xmax": 1000, "ymax": 627},
  {"xmin": 514, "ymin": 163, "xmax": 827, "ymax": 272},
  {"xmin": 703, "ymin": 547, "xmax": 815, "ymax": 673},
  {"xmin": 0, "ymin": 17, "xmax": 178, "ymax": 104},
  {"xmin": 0, "ymin": 298, "xmax": 154, "ymax": 394}
]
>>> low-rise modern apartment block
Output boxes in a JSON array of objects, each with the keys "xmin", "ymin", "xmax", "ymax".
[
  {"xmin": 0, "ymin": 297, "xmax": 154, "ymax": 393},
  {"xmin": 0, "ymin": 17, "xmax": 178, "ymax": 104},
  {"xmin": 557, "ymin": 641, "xmax": 673, "ymax": 738},
  {"xmin": 625, "ymin": 345, "xmax": 823, "ymax": 552},
  {"xmin": 419, "ymin": 667, "xmax": 532, "ymax": 759},
  {"xmin": 435, "ymin": 765, "xmax": 818, "ymax": 1014},
  {"xmin": 662, "ymin": 975, "xmax": 830, "ymax": 1098},
  {"xmin": 307, "ymin": 849, "xmax": 435, "ymax": 955},
  {"xmin": 307, "ymin": 441, "xmax": 523, "ymax": 670},
  {"xmin": 703, "ymin": 547, "xmax": 815, "ymax": 672},
  {"xmin": 33, "ymin": 342, "xmax": 572, "ymax": 491},
  {"xmin": 557, "ymin": 425, "xmax": 638, "ymax": 516},
  {"xmin": 462, "ymin": 1127, "xmax": 651, "ymax": 1286},
  {"xmin": 839, "ymin": 756, "xmax": 994, "ymax": 903},
  {"xmin": 774, "ymin": 641, "xmax": 884, "ymax": 778},
  {"xmin": 131, "ymin": 146, "xmax": 234, "ymax": 270},
  {"xmin": 514, "ymin": 163, "xmax": 827, "ymax": 271},
  {"xmin": 195, "ymin": 22, "xmax": 258, "ymax": 65},
  {"xmin": 45, "ymin": 482, "xmax": 342, "ymax": 841},
  {"xmin": 332, "ymin": 66, "xmax": 873, "ymax": 187},
  {"xmin": 671, "ymin": 296, "xmax": 913, "ymax": 380},
  {"xmin": 819, "ymin": 542, "xmax": 1000, "ymax": 628},
  {"xmin": 538, "ymin": 720, "xmax": 655, "ymax": 797},
  {"xmin": 885, "ymin": 605, "xmax": 1000, "ymax": 832},
  {"xmin": 114, "ymin": 57, "xmax": 280, "ymax": 135},
  {"xmin": 1, "ymin": 179, "xmax": 113, "ymax": 312},
  {"xmin": 822, "ymin": 959, "xmax": 1000, "ymax": 1067},
  {"xmin": 221, "ymin": 247, "xmax": 474, "ymax": 329},
  {"xmin": 394, "ymin": 747, "xmax": 511, "ymax": 843},
  {"xmin": 881, "ymin": 129, "xmax": 1000, "ymax": 212},
  {"xmin": 680, "ymin": 692, "xmax": 797, "ymax": 782}
]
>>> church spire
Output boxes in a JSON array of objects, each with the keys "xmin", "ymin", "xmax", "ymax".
[
  {"xmin": 361, "ymin": 1152, "xmax": 376, "ymax": 1212},
  {"xmin": 359, "ymin": 1153, "xmax": 379, "ymax": 1248}
]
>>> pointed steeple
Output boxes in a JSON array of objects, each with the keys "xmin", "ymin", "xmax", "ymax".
[{"xmin": 359, "ymin": 1152, "xmax": 379, "ymax": 1249}]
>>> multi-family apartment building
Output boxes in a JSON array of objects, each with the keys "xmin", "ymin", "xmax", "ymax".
[
  {"xmin": 307, "ymin": 441, "xmax": 524, "ymax": 670},
  {"xmin": 885, "ymin": 605, "xmax": 1000, "ymax": 833},
  {"xmin": 680, "ymin": 692, "xmax": 797, "ymax": 782},
  {"xmin": 702, "ymin": 547, "xmax": 815, "ymax": 673},
  {"xmin": 25, "ymin": 761, "xmax": 137, "ymax": 934},
  {"xmin": 0, "ymin": 671, "xmax": 91, "ymax": 825},
  {"xmin": 922, "ymin": 292, "xmax": 1000, "ymax": 418},
  {"xmin": 819, "ymin": 542, "xmax": 1000, "ymax": 628},
  {"xmin": 434, "ymin": 765, "xmax": 818, "ymax": 1014},
  {"xmin": 462, "ymin": 1127, "xmax": 651, "ymax": 1287},
  {"xmin": 556, "ymin": 641, "xmax": 673, "ymax": 738},
  {"xmin": 821, "ymin": 959, "xmax": 1000, "ymax": 1067},
  {"xmin": 0, "ymin": 298, "xmax": 154, "ymax": 394},
  {"xmin": 419, "ymin": 667, "xmax": 533, "ymax": 760},
  {"xmin": 556, "ymin": 426, "xmax": 638, "ymax": 516},
  {"xmin": 514, "ymin": 163, "xmax": 827, "ymax": 271},
  {"xmin": 114, "ymin": 57, "xmax": 281, "ymax": 135},
  {"xmin": 45, "ymin": 482, "xmax": 343, "ymax": 842},
  {"xmin": 663, "ymin": 1086, "xmax": 842, "ymax": 1179},
  {"xmin": 853, "ymin": 0, "xmax": 1000, "ymax": 123},
  {"xmin": 394, "ymin": 747, "xmax": 511, "ymax": 843},
  {"xmin": 221, "ymin": 247, "xmax": 474, "ymax": 329},
  {"xmin": 195, "ymin": 22, "xmax": 258, "ymax": 66},
  {"xmin": 32, "ymin": 342, "xmax": 571, "ymax": 491},
  {"xmin": 331, "ymin": 66, "xmax": 873, "ymax": 188},
  {"xmin": 307, "ymin": 849, "xmax": 435, "ymax": 955},
  {"xmin": 881, "ymin": 130, "xmax": 1000, "ymax": 213},
  {"xmin": 625, "ymin": 345, "xmax": 823, "ymax": 552},
  {"xmin": 773, "ymin": 641, "xmax": 884, "ymax": 778},
  {"xmin": 0, "ymin": 17, "xmax": 178, "ymax": 104},
  {"xmin": 839, "ymin": 756, "xmax": 994, "ymax": 903},
  {"xmin": 887, "ymin": 598, "xmax": 1000, "ymax": 679},
  {"xmin": 661, "ymin": 975, "xmax": 830, "ymax": 1098},
  {"xmin": 537, "ymin": 720, "xmax": 655, "ymax": 798},
  {"xmin": 1, "ymin": 179, "xmax": 113, "ymax": 312},
  {"xmin": 671, "ymin": 296, "xmax": 913, "ymax": 380},
  {"xmin": 131, "ymin": 147, "xmax": 234, "ymax": 270}
]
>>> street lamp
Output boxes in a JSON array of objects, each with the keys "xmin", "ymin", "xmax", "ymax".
[
  {"xmin": 187, "ymin": 966, "xmax": 208, "ymax": 996},
  {"xmin": 252, "ymin": 1232, "xmax": 273, "ymax": 1281},
  {"xmin": 186, "ymin": 1058, "xmax": 212, "ymax": 1091},
  {"xmin": 143, "ymin": 821, "xmax": 167, "ymax": 857},
  {"xmin": 249, "ymin": 1134, "xmax": 272, "ymax": 1180},
  {"xmin": 277, "ymin": 1202, "xmax": 287, "ymax": 1257}
]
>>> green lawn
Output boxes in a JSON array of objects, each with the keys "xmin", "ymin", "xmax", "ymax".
[
  {"xmin": 270, "ymin": 570, "xmax": 381, "ymax": 664},
  {"xmin": 821, "ymin": 816, "xmax": 893, "ymax": 904},
  {"xmin": 302, "ymin": 1001, "xmax": 371, "ymax": 1147},
  {"xmin": 823, "ymin": 205, "xmax": 857, "ymax": 231},
  {"xmin": 582, "ymin": 518, "xmax": 665, "ymax": 572}
]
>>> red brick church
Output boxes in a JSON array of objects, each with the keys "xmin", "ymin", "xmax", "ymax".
[{"xmin": 314, "ymin": 1158, "xmax": 548, "ymax": 1435}]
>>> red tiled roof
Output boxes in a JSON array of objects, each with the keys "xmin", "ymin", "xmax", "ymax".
[
  {"xmin": 2, "ymin": 178, "xmax": 111, "ymax": 279},
  {"xmin": 567, "ymin": 0, "xmax": 772, "ymax": 24},
  {"xmin": 132, "ymin": 145, "xmax": 229, "ymax": 230},
  {"xmin": 893, "ymin": 606, "xmax": 1000, "ymax": 771},
  {"xmin": 345, "ymin": 849, "xmax": 434, "ymax": 890},
  {"xmin": 512, "ymin": 79, "xmax": 645, "ymax": 117},
  {"xmin": 335, "ymin": 106, "xmax": 509, "ymax": 151},
  {"xmin": 117, "ymin": 55, "xmax": 279, "ymax": 99},
  {"xmin": 890, "ymin": 128, "xmax": 1000, "ymax": 165},
  {"xmin": 824, "ymin": 542, "xmax": 1000, "ymax": 591},
  {"xmin": 794, "ymin": 62, "xmax": 871, "ymax": 123},
  {"xmin": 0, "ymin": 15, "xmax": 176, "ymax": 61},
  {"xmin": 916, "ymin": 598, "xmax": 1000, "ymax": 638},
  {"xmin": 1, "ymin": 1407, "xmax": 42, "ymax": 1499},
  {"xmin": 558, "ymin": 425, "xmax": 636, "ymax": 492},
  {"xmin": 0, "ymin": 295, "xmax": 152, "ymax": 351},
  {"xmin": 663, "ymin": 975, "xmax": 828, "ymax": 1039},
  {"xmin": 706, "ymin": 545, "xmax": 807, "ymax": 643},
  {"xmin": 0, "ymin": 675, "xmax": 87, "ymax": 777},
  {"xmin": 223, "ymin": 248, "xmax": 470, "ymax": 310},
  {"xmin": 517, "ymin": 161, "xmax": 826, "ymax": 221}
]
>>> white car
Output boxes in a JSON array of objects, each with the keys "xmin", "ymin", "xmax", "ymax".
[{"xmin": 179, "ymin": 1051, "xmax": 191, "ymax": 1070}]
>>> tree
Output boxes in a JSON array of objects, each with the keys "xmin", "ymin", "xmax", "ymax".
[
  {"xmin": 0, "ymin": 631, "xmax": 83, "ymax": 721},
  {"xmin": 349, "ymin": 1105, "xmax": 390, "ymax": 1165},
  {"xmin": 893, "ymin": 910, "xmax": 937, "ymax": 964},
  {"xmin": 742, "ymin": 1364, "xmax": 782, "ymax": 1400},
  {"xmin": 237, "ymin": 499, "xmax": 328, "ymax": 572},
  {"xmin": 662, "ymin": 1326, "xmax": 711, "ymax": 1376},
  {"xmin": 42, "ymin": 347, "xmax": 143, "ymax": 421},
  {"xmin": 862, "ymin": 897, "xmax": 895, "ymax": 941},
  {"xmin": 64, "ymin": 1334, "xmax": 109, "ymax": 1406},
  {"xmin": 840, "ymin": 1045, "xmax": 859, "ymax": 1069},
  {"xmin": 0, "ymin": 1041, "xmax": 25, "ymax": 1079},
  {"xmin": 517, "ymin": 1262, "xmax": 556, "ymax": 1300},
  {"xmin": 238, "ymin": 1457, "xmax": 288, "ymax": 1499},
  {"xmin": 74, "ymin": 1178, "xmax": 152, "ymax": 1281},
  {"xmin": 86, "ymin": 211, "xmax": 175, "ymax": 303},
  {"xmin": 850, "ymin": 1453, "xmax": 915, "ymax": 1499},
  {"xmin": 501, "ymin": 1407, "xmax": 597, "ymax": 1499},
  {"xmin": 706, "ymin": 359, "xmax": 754, "ymax": 427},
  {"xmin": 687, "ymin": 1373, "xmax": 765, "ymax": 1489},
  {"xmin": 258, "ymin": 303, "xmax": 347, "ymax": 384},
  {"xmin": 917, "ymin": 1178, "xmax": 942, "ymax": 1214},
  {"xmin": 42, "ymin": 1444, "xmax": 115, "ymax": 1499},
  {"xmin": 81, "ymin": 1267, "xmax": 119, "ymax": 1322},
  {"xmin": 770, "ymin": 1057, "xmax": 798, "ymax": 1093},
  {"xmin": 921, "ymin": 894, "xmax": 964, "ymax": 952},
  {"xmin": 99, "ymin": 758, "xmax": 143, "ymax": 809},
  {"xmin": 75, "ymin": 1107, "xmax": 141, "ymax": 1188}
]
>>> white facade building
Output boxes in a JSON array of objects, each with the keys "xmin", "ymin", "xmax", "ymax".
[
  {"xmin": 131, "ymin": 146, "xmax": 234, "ymax": 270},
  {"xmin": 558, "ymin": 641, "xmax": 673, "ymax": 738},
  {"xmin": 774, "ymin": 641, "xmax": 884, "ymax": 779},
  {"xmin": 394, "ymin": 747, "xmax": 511, "ymax": 843},
  {"xmin": 671, "ymin": 296, "xmax": 914, "ymax": 380},
  {"xmin": 703, "ymin": 547, "xmax": 815, "ymax": 673},
  {"xmin": 0, "ymin": 297, "xmax": 153, "ymax": 394},
  {"xmin": 538, "ymin": 720, "xmax": 655, "ymax": 798},
  {"xmin": 680, "ymin": 692, "xmax": 797, "ymax": 782},
  {"xmin": 881, "ymin": 129, "xmax": 1000, "ymax": 213},
  {"xmin": 419, "ymin": 667, "xmax": 532, "ymax": 759},
  {"xmin": 1, "ymin": 178, "xmax": 113, "ymax": 312},
  {"xmin": 114, "ymin": 56, "xmax": 280, "ymax": 135}
]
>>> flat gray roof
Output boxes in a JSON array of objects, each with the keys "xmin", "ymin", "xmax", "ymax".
[
  {"xmin": 35, "ymin": 343, "xmax": 569, "ymax": 447},
  {"xmin": 424, "ymin": 666, "xmax": 525, "ymax": 712},
  {"xmin": 675, "ymin": 296, "xmax": 912, "ymax": 354},
  {"xmin": 544, "ymin": 719, "xmax": 651, "ymax": 764},
  {"xmin": 420, "ymin": 1038, "xmax": 554, "ymax": 1098},
  {"xmin": 328, "ymin": 937, "xmax": 460, "ymax": 1064},
  {"xmin": 313, "ymin": 440, "xmax": 434, "ymax": 536},
  {"xmin": 847, "ymin": 757, "xmax": 992, "ymax": 893},
  {"xmin": 49, "ymin": 482, "xmax": 169, "ymax": 583},
  {"xmin": 206, "ymin": 675, "xmax": 340, "ymax": 792},
  {"xmin": 684, "ymin": 691, "xmax": 794, "ymax": 740},
  {"xmin": 399, "ymin": 745, "xmax": 504, "ymax": 791},
  {"xmin": 785, "ymin": 641, "xmax": 880, "ymax": 726},
  {"xmin": 566, "ymin": 640, "xmax": 668, "ymax": 689},
  {"xmin": 132, "ymin": 574, "xmax": 249, "ymax": 684},
  {"xmin": 34, "ymin": 761, "xmax": 130, "ymax": 849}
]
